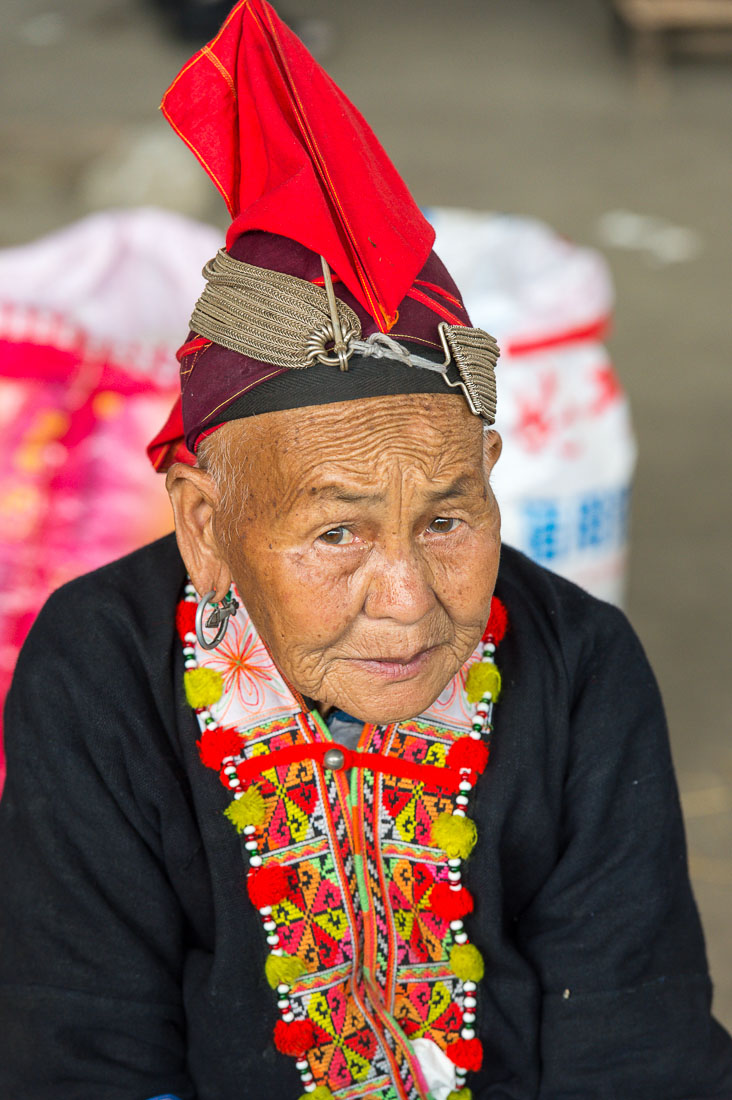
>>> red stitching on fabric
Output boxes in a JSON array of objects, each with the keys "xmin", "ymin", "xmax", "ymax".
[
  {"xmin": 177, "ymin": 337, "xmax": 211, "ymax": 362},
  {"xmin": 405, "ymin": 287, "xmax": 466, "ymax": 326},
  {"xmin": 310, "ymin": 274, "xmax": 342, "ymax": 287},
  {"xmin": 414, "ymin": 279, "xmax": 463, "ymax": 309}
]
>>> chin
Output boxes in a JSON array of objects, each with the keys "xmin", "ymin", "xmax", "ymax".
[{"xmin": 339, "ymin": 676, "xmax": 445, "ymax": 726}]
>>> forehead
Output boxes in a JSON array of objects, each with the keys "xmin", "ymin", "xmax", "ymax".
[{"xmin": 248, "ymin": 394, "xmax": 484, "ymax": 497}]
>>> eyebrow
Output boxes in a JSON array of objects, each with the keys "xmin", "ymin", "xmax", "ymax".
[
  {"xmin": 425, "ymin": 474, "xmax": 482, "ymax": 505},
  {"xmin": 308, "ymin": 474, "xmax": 482, "ymax": 507}
]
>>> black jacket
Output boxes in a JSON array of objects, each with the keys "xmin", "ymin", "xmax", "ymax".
[{"xmin": 1, "ymin": 534, "xmax": 730, "ymax": 1100}]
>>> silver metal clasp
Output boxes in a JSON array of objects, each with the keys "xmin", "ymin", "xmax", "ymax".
[{"xmin": 319, "ymin": 256, "xmax": 354, "ymax": 371}]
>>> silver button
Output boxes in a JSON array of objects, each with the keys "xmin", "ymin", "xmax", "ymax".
[{"xmin": 323, "ymin": 746, "xmax": 346, "ymax": 771}]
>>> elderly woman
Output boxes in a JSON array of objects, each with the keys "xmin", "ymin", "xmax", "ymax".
[{"xmin": 1, "ymin": 4, "xmax": 731, "ymax": 1099}]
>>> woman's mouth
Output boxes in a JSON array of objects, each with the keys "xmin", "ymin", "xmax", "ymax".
[{"xmin": 348, "ymin": 646, "xmax": 438, "ymax": 682}]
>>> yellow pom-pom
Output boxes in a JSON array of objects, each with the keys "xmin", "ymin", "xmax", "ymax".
[
  {"xmin": 184, "ymin": 667, "xmax": 223, "ymax": 709},
  {"xmin": 431, "ymin": 812, "xmax": 477, "ymax": 859},
  {"xmin": 265, "ymin": 952, "xmax": 306, "ymax": 989},
  {"xmin": 224, "ymin": 788, "xmax": 265, "ymax": 832},
  {"xmin": 298, "ymin": 1088, "xmax": 332, "ymax": 1100},
  {"xmin": 465, "ymin": 660, "xmax": 501, "ymax": 704},
  {"xmin": 447, "ymin": 1090, "xmax": 472, "ymax": 1100},
  {"xmin": 450, "ymin": 942, "xmax": 485, "ymax": 983}
]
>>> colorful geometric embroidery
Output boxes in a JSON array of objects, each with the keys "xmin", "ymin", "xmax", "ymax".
[
  {"xmin": 258, "ymin": 757, "xmax": 319, "ymax": 849},
  {"xmin": 382, "ymin": 777, "xmax": 454, "ymax": 849},
  {"xmin": 388, "ymin": 861, "xmax": 447, "ymax": 965},
  {"xmin": 393, "ymin": 979, "xmax": 462, "ymax": 1043},
  {"xmin": 308, "ymin": 982, "xmax": 378, "ymax": 1086},
  {"xmin": 275, "ymin": 857, "xmax": 352, "ymax": 969},
  {"xmin": 181, "ymin": 581, "xmax": 508, "ymax": 1099}
]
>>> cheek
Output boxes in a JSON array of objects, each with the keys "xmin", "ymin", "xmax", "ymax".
[
  {"xmin": 432, "ymin": 530, "xmax": 500, "ymax": 624},
  {"xmin": 247, "ymin": 549, "xmax": 363, "ymax": 645}
]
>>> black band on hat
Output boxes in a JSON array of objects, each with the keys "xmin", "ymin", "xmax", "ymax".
[{"xmin": 205, "ymin": 348, "xmax": 465, "ymax": 427}]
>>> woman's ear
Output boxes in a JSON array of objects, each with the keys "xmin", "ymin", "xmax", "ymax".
[
  {"xmin": 166, "ymin": 463, "xmax": 232, "ymax": 601},
  {"xmin": 482, "ymin": 428, "xmax": 502, "ymax": 479}
]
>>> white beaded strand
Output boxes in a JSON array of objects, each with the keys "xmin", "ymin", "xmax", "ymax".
[{"xmin": 446, "ymin": 637, "xmax": 497, "ymax": 1084}]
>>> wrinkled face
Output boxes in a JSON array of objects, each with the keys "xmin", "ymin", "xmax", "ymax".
[{"xmin": 211, "ymin": 393, "xmax": 502, "ymax": 724}]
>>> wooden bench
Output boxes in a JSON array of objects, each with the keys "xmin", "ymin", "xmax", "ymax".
[{"xmin": 612, "ymin": 0, "xmax": 732, "ymax": 88}]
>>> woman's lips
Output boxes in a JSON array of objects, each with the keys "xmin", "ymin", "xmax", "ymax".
[{"xmin": 348, "ymin": 647, "xmax": 438, "ymax": 682}]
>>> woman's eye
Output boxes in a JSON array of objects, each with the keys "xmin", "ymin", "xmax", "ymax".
[
  {"xmin": 427, "ymin": 516, "xmax": 460, "ymax": 534},
  {"xmin": 318, "ymin": 526, "xmax": 355, "ymax": 545}
]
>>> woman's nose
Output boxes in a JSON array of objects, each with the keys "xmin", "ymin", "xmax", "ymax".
[{"xmin": 363, "ymin": 546, "xmax": 435, "ymax": 624}]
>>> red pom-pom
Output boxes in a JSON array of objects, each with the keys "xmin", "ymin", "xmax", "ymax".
[
  {"xmin": 482, "ymin": 597, "xmax": 508, "ymax": 644},
  {"xmin": 197, "ymin": 725, "xmax": 242, "ymax": 770},
  {"xmin": 430, "ymin": 881, "xmax": 474, "ymax": 921},
  {"xmin": 247, "ymin": 863, "xmax": 291, "ymax": 908},
  {"xmin": 175, "ymin": 599, "xmax": 198, "ymax": 641},
  {"xmin": 447, "ymin": 1036, "xmax": 484, "ymax": 1072},
  {"xmin": 273, "ymin": 1018, "xmax": 316, "ymax": 1056},
  {"xmin": 446, "ymin": 738, "xmax": 490, "ymax": 776}
]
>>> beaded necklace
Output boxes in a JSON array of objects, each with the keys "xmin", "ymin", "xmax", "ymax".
[{"xmin": 177, "ymin": 583, "xmax": 508, "ymax": 1100}]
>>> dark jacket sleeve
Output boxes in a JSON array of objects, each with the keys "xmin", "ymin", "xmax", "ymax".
[
  {"xmin": 515, "ymin": 599, "xmax": 732, "ymax": 1099},
  {"xmin": 0, "ymin": 573, "xmax": 197, "ymax": 1100}
]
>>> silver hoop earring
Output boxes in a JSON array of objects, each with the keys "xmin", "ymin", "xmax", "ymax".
[{"xmin": 195, "ymin": 589, "xmax": 240, "ymax": 650}]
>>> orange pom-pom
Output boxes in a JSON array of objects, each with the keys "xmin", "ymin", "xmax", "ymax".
[
  {"xmin": 430, "ymin": 882, "xmax": 474, "ymax": 921},
  {"xmin": 175, "ymin": 599, "xmax": 198, "ymax": 641},
  {"xmin": 447, "ymin": 1037, "xmax": 483, "ymax": 1072},
  {"xmin": 197, "ymin": 726, "xmax": 242, "ymax": 770},
  {"xmin": 446, "ymin": 739, "xmax": 489, "ymax": 776},
  {"xmin": 247, "ymin": 863, "xmax": 291, "ymax": 908},
  {"xmin": 273, "ymin": 1018, "xmax": 316, "ymax": 1056},
  {"xmin": 482, "ymin": 597, "xmax": 508, "ymax": 644}
]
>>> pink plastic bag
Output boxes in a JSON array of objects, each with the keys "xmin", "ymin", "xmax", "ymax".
[{"xmin": 0, "ymin": 209, "xmax": 222, "ymax": 785}]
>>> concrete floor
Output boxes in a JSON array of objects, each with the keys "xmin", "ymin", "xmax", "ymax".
[{"xmin": 2, "ymin": 0, "xmax": 731, "ymax": 1028}]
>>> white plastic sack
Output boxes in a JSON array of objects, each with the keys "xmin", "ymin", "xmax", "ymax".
[
  {"xmin": 427, "ymin": 207, "xmax": 636, "ymax": 606},
  {"xmin": 0, "ymin": 205, "xmax": 222, "ymax": 370}
]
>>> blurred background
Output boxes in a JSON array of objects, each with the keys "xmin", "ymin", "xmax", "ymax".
[{"xmin": 1, "ymin": 0, "xmax": 730, "ymax": 1026}]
